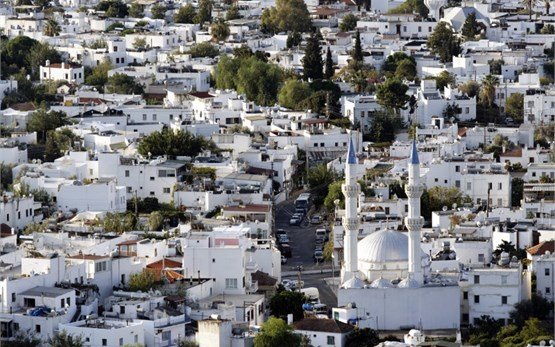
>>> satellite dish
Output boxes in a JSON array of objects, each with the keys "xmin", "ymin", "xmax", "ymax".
[
  {"xmin": 442, "ymin": 206, "xmax": 448, "ymax": 211},
  {"xmin": 452, "ymin": 203, "xmax": 457, "ymax": 209}
]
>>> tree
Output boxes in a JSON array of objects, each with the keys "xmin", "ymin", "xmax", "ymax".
[
  {"xmin": 27, "ymin": 109, "xmax": 68, "ymax": 143},
  {"xmin": 435, "ymin": 70, "xmax": 456, "ymax": 91},
  {"xmin": 132, "ymin": 37, "xmax": 147, "ymax": 50},
  {"xmin": 324, "ymin": 180, "xmax": 344, "ymax": 212},
  {"xmin": 43, "ymin": 19, "xmax": 61, "ymax": 37},
  {"xmin": 459, "ymin": 80, "xmax": 481, "ymax": 98},
  {"xmin": 138, "ymin": 128, "xmax": 213, "ymax": 158},
  {"xmin": 268, "ymin": 290, "xmax": 306, "ymax": 321},
  {"xmin": 128, "ymin": 269, "xmax": 157, "ymax": 292},
  {"xmin": 278, "ymin": 79, "xmax": 313, "ymax": 110},
  {"xmin": 480, "ymin": 74, "xmax": 499, "ymax": 108},
  {"xmin": 188, "ymin": 42, "xmax": 219, "ymax": 58},
  {"xmin": 261, "ymin": 0, "xmax": 312, "ymax": 34},
  {"xmin": 174, "ymin": 4, "xmax": 196, "ymax": 23},
  {"xmin": 254, "ymin": 317, "xmax": 301, "ymax": 347},
  {"xmin": 11, "ymin": 329, "xmax": 41, "ymax": 347},
  {"xmin": 345, "ymin": 328, "xmax": 380, "ymax": 347},
  {"xmin": 96, "ymin": 0, "xmax": 128, "ymax": 18},
  {"xmin": 324, "ymin": 47, "xmax": 334, "ymax": 79},
  {"xmin": 339, "ymin": 13, "xmax": 358, "ymax": 32},
  {"xmin": 428, "ymin": 22, "xmax": 461, "ymax": 63},
  {"xmin": 286, "ymin": 31, "xmax": 302, "ymax": 48},
  {"xmin": 106, "ymin": 73, "xmax": 144, "ymax": 94},
  {"xmin": 44, "ymin": 131, "xmax": 62, "ymax": 162},
  {"xmin": 302, "ymin": 33, "xmax": 323, "ymax": 80},
  {"xmin": 151, "ymin": 3, "xmax": 167, "ymax": 19},
  {"xmin": 103, "ymin": 212, "xmax": 137, "ymax": 234},
  {"xmin": 488, "ymin": 59, "xmax": 504, "ymax": 75},
  {"xmin": 148, "ymin": 211, "xmax": 164, "ymax": 231},
  {"xmin": 85, "ymin": 58, "xmax": 112, "ymax": 92},
  {"xmin": 376, "ymin": 78, "xmax": 410, "ymax": 113},
  {"xmin": 395, "ymin": 59, "xmax": 417, "ymax": 80},
  {"xmin": 210, "ymin": 19, "xmax": 230, "ymax": 42},
  {"xmin": 421, "ymin": 186, "xmax": 469, "ymax": 220},
  {"xmin": 461, "ymin": 12, "xmax": 480, "ymax": 39},
  {"xmin": 128, "ymin": 3, "xmax": 144, "ymax": 18},
  {"xmin": 505, "ymin": 93, "xmax": 524, "ymax": 122},
  {"xmin": 382, "ymin": 52, "xmax": 415, "ymax": 76},
  {"xmin": 497, "ymin": 318, "xmax": 552, "ymax": 346},
  {"xmin": 194, "ymin": 0, "xmax": 213, "ymax": 25},
  {"xmin": 540, "ymin": 23, "xmax": 554, "ymax": 34},
  {"xmin": 49, "ymin": 330, "xmax": 84, "ymax": 347},
  {"xmin": 367, "ymin": 110, "xmax": 403, "ymax": 143},
  {"xmin": 33, "ymin": 0, "xmax": 50, "ymax": 9},
  {"xmin": 351, "ymin": 30, "xmax": 363, "ymax": 63},
  {"xmin": 307, "ymin": 164, "xmax": 338, "ymax": 206},
  {"xmin": 388, "ymin": 0, "xmax": 429, "ymax": 18},
  {"xmin": 237, "ymin": 56, "xmax": 283, "ymax": 105},
  {"xmin": 509, "ymin": 295, "xmax": 553, "ymax": 327},
  {"xmin": 226, "ymin": 5, "xmax": 241, "ymax": 20}
]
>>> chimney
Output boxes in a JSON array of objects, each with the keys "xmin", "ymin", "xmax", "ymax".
[{"xmin": 61, "ymin": 62, "xmax": 65, "ymax": 69}]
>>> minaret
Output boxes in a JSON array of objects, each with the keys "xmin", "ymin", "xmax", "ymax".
[
  {"xmin": 404, "ymin": 140, "xmax": 425, "ymax": 285},
  {"xmin": 342, "ymin": 137, "xmax": 360, "ymax": 283}
]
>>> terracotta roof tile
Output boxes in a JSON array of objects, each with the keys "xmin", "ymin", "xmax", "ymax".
[
  {"xmin": 293, "ymin": 318, "xmax": 355, "ymax": 334},
  {"xmin": 527, "ymin": 241, "xmax": 555, "ymax": 256}
]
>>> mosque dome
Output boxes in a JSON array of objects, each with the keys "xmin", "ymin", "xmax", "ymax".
[
  {"xmin": 342, "ymin": 276, "xmax": 365, "ymax": 289},
  {"xmin": 398, "ymin": 277, "xmax": 421, "ymax": 288},
  {"xmin": 358, "ymin": 229, "xmax": 409, "ymax": 264},
  {"xmin": 370, "ymin": 277, "xmax": 393, "ymax": 288}
]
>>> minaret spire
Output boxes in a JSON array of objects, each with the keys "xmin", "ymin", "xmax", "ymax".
[
  {"xmin": 405, "ymin": 140, "xmax": 425, "ymax": 285},
  {"xmin": 342, "ymin": 136, "xmax": 360, "ymax": 284}
]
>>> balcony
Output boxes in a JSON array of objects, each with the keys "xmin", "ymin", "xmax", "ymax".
[{"xmin": 246, "ymin": 280, "xmax": 258, "ymax": 293}]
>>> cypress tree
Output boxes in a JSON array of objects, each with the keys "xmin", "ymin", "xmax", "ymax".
[
  {"xmin": 302, "ymin": 33, "xmax": 323, "ymax": 80},
  {"xmin": 352, "ymin": 30, "xmax": 363, "ymax": 63},
  {"xmin": 324, "ymin": 47, "xmax": 334, "ymax": 79}
]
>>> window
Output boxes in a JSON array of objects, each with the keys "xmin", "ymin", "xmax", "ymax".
[
  {"xmin": 474, "ymin": 295, "xmax": 480, "ymax": 303},
  {"xmin": 478, "ymin": 254, "xmax": 485, "ymax": 263},
  {"xmin": 119, "ymin": 338, "xmax": 124, "ymax": 346},
  {"xmin": 546, "ymin": 287, "xmax": 551, "ymax": 294},
  {"xmin": 24, "ymin": 298, "xmax": 36, "ymax": 307},
  {"xmin": 498, "ymin": 183, "xmax": 502, "ymax": 190},
  {"xmin": 150, "ymin": 176, "xmax": 155, "ymax": 181},
  {"xmin": 455, "ymin": 180, "xmax": 461, "ymax": 188},
  {"xmin": 134, "ymin": 335, "xmax": 139, "ymax": 343},
  {"xmin": 102, "ymin": 339, "xmax": 107, "ymax": 346},
  {"xmin": 502, "ymin": 296, "xmax": 508, "ymax": 304},
  {"xmin": 114, "ymin": 46, "xmax": 118, "ymax": 52},
  {"xmin": 545, "ymin": 268, "xmax": 550, "ymax": 276},
  {"xmin": 143, "ymin": 114, "xmax": 147, "ymax": 121},
  {"xmin": 488, "ymin": 182, "xmax": 493, "ymax": 190},
  {"xmin": 467, "ymin": 182, "xmax": 472, "ymax": 191},
  {"xmin": 225, "ymin": 278, "xmax": 238, "ymax": 289},
  {"xmin": 463, "ymin": 291, "xmax": 468, "ymax": 300},
  {"xmin": 125, "ymin": 170, "xmax": 130, "ymax": 177},
  {"xmin": 35, "ymin": 325, "xmax": 41, "ymax": 333},
  {"xmin": 67, "ymin": 298, "xmax": 71, "ymax": 306},
  {"xmin": 163, "ymin": 188, "xmax": 170, "ymax": 194},
  {"xmin": 455, "ymin": 165, "xmax": 460, "ymax": 172},
  {"xmin": 150, "ymin": 191, "xmax": 155, "ymax": 196},
  {"xmin": 474, "ymin": 275, "xmax": 480, "ymax": 284},
  {"xmin": 61, "ymin": 299, "xmax": 64, "ymax": 308},
  {"xmin": 162, "ymin": 331, "xmax": 171, "ymax": 341},
  {"xmin": 153, "ymin": 114, "xmax": 157, "ymax": 121},
  {"xmin": 462, "ymin": 313, "xmax": 469, "ymax": 323},
  {"xmin": 120, "ymin": 306, "xmax": 125, "ymax": 314},
  {"xmin": 327, "ymin": 336, "xmax": 335, "ymax": 345},
  {"xmin": 11, "ymin": 293, "xmax": 15, "ymax": 302},
  {"xmin": 465, "ymin": 107, "xmax": 469, "ymax": 114}
]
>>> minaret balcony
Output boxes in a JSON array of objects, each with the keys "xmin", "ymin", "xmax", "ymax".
[{"xmin": 405, "ymin": 184, "xmax": 424, "ymax": 198}]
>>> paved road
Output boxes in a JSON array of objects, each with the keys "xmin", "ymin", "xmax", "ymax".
[
  {"xmin": 282, "ymin": 272, "xmax": 338, "ymax": 309},
  {"xmin": 275, "ymin": 196, "xmax": 338, "ymax": 309}
]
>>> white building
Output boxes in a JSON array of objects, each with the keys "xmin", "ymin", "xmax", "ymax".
[
  {"xmin": 40, "ymin": 61, "xmax": 85, "ymax": 84},
  {"xmin": 56, "ymin": 178, "xmax": 126, "ymax": 213}
]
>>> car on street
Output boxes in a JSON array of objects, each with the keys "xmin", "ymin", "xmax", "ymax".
[
  {"xmin": 315, "ymin": 228, "xmax": 328, "ymax": 242},
  {"xmin": 278, "ymin": 235, "xmax": 290, "ymax": 244},
  {"xmin": 276, "ymin": 229, "xmax": 286, "ymax": 236},
  {"xmin": 313, "ymin": 250, "xmax": 324, "ymax": 262},
  {"xmin": 280, "ymin": 244, "xmax": 292, "ymax": 257},
  {"xmin": 289, "ymin": 213, "xmax": 303, "ymax": 226},
  {"xmin": 310, "ymin": 215, "xmax": 322, "ymax": 224}
]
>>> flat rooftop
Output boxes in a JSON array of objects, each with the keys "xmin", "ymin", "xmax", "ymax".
[{"xmin": 20, "ymin": 286, "xmax": 74, "ymax": 298}]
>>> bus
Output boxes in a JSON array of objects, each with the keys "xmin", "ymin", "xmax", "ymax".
[{"xmin": 295, "ymin": 193, "xmax": 311, "ymax": 211}]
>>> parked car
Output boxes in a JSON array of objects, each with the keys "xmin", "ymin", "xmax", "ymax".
[
  {"xmin": 278, "ymin": 235, "xmax": 290, "ymax": 244},
  {"xmin": 289, "ymin": 213, "xmax": 302, "ymax": 226},
  {"xmin": 276, "ymin": 229, "xmax": 286, "ymax": 236},
  {"xmin": 281, "ymin": 255, "xmax": 287, "ymax": 264},
  {"xmin": 315, "ymin": 228, "xmax": 328, "ymax": 242},
  {"xmin": 313, "ymin": 250, "xmax": 324, "ymax": 262},
  {"xmin": 280, "ymin": 244, "xmax": 292, "ymax": 257},
  {"xmin": 310, "ymin": 215, "xmax": 322, "ymax": 224}
]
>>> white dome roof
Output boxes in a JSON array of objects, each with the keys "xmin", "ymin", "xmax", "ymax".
[
  {"xmin": 342, "ymin": 276, "xmax": 365, "ymax": 289},
  {"xmin": 398, "ymin": 277, "xmax": 421, "ymax": 288},
  {"xmin": 358, "ymin": 229, "xmax": 409, "ymax": 264},
  {"xmin": 370, "ymin": 277, "xmax": 393, "ymax": 288}
]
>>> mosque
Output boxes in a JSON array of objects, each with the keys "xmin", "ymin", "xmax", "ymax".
[{"xmin": 336, "ymin": 139, "xmax": 460, "ymax": 330}]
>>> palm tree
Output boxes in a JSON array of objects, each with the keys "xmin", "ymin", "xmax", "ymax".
[
  {"xmin": 43, "ymin": 19, "xmax": 61, "ymax": 37},
  {"xmin": 480, "ymin": 74, "xmax": 499, "ymax": 108}
]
